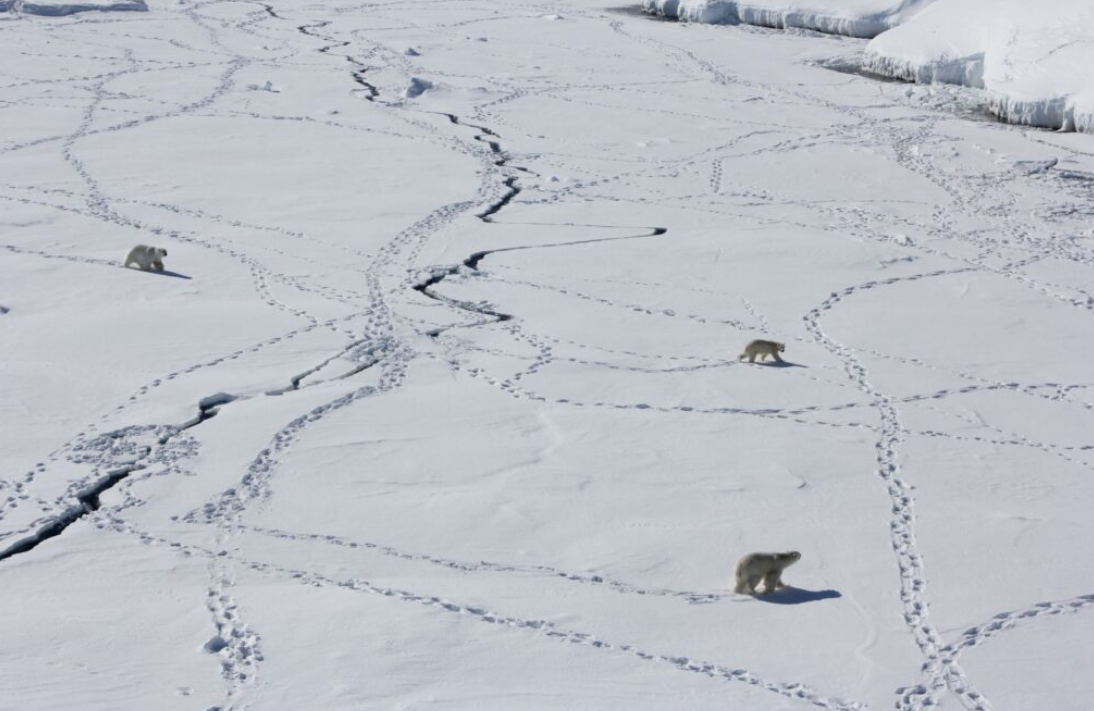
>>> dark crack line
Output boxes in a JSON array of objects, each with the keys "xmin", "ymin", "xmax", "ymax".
[
  {"xmin": 464, "ymin": 226, "xmax": 669, "ymax": 269},
  {"xmin": 296, "ymin": 20, "xmax": 378, "ymax": 101},
  {"xmin": 0, "ymin": 334, "xmax": 389, "ymax": 564},
  {"xmin": 408, "ymin": 107, "xmax": 667, "ymax": 337},
  {"xmin": 266, "ymin": 337, "xmax": 389, "ymax": 395},
  {"xmin": 0, "ymin": 396, "xmax": 231, "ymax": 563},
  {"xmin": 413, "ymin": 270, "xmax": 514, "ymax": 333},
  {"xmin": 256, "ymin": 2, "xmax": 283, "ymax": 20},
  {"xmin": 478, "ymin": 176, "xmax": 519, "ymax": 221},
  {"xmin": 415, "ymin": 225, "xmax": 668, "ymax": 338}
]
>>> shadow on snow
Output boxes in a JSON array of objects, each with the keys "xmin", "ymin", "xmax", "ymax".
[
  {"xmin": 753, "ymin": 587, "xmax": 841, "ymax": 604},
  {"xmin": 750, "ymin": 360, "xmax": 807, "ymax": 368},
  {"xmin": 127, "ymin": 268, "xmax": 193, "ymax": 280}
]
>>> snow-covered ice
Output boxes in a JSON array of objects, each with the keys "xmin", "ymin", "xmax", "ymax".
[
  {"xmin": 5, "ymin": 0, "xmax": 148, "ymax": 16},
  {"xmin": 640, "ymin": 0, "xmax": 1094, "ymax": 132},
  {"xmin": 864, "ymin": 0, "xmax": 1094, "ymax": 132},
  {"xmin": 2, "ymin": 1, "xmax": 1094, "ymax": 710},
  {"xmin": 641, "ymin": 0, "xmax": 936, "ymax": 37}
]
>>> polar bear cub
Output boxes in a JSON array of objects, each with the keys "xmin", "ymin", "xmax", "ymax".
[
  {"xmin": 739, "ymin": 339, "xmax": 785, "ymax": 363},
  {"xmin": 124, "ymin": 244, "xmax": 168, "ymax": 272},
  {"xmin": 734, "ymin": 551, "xmax": 800, "ymax": 594}
]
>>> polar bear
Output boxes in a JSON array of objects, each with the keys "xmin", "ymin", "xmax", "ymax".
[
  {"xmin": 124, "ymin": 244, "xmax": 168, "ymax": 272},
  {"xmin": 738, "ymin": 339, "xmax": 785, "ymax": 363},
  {"xmin": 734, "ymin": 551, "xmax": 800, "ymax": 594}
]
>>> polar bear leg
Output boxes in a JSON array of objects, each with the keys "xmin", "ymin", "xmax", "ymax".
[{"xmin": 735, "ymin": 572, "xmax": 761, "ymax": 595}]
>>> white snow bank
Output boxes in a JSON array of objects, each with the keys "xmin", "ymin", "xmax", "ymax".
[
  {"xmin": 641, "ymin": 0, "xmax": 936, "ymax": 38},
  {"xmin": 7, "ymin": 0, "xmax": 147, "ymax": 15},
  {"xmin": 864, "ymin": 0, "xmax": 1094, "ymax": 132}
]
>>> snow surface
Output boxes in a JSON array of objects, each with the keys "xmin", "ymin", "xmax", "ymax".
[
  {"xmin": 640, "ymin": 0, "xmax": 936, "ymax": 37},
  {"xmin": 864, "ymin": 0, "xmax": 1094, "ymax": 133},
  {"xmin": 4, "ymin": 0, "xmax": 147, "ymax": 16},
  {"xmin": 2, "ymin": 1, "xmax": 1094, "ymax": 710}
]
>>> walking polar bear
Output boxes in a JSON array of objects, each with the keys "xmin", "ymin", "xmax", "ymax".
[
  {"xmin": 124, "ymin": 244, "xmax": 168, "ymax": 272},
  {"xmin": 734, "ymin": 551, "xmax": 800, "ymax": 595},
  {"xmin": 739, "ymin": 339, "xmax": 785, "ymax": 363}
]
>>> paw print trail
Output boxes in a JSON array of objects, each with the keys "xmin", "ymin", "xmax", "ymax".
[
  {"xmin": 82, "ymin": 517, "xmax": 869, "ymax": 711},
  {"xmin": 242, "ymin": 524, "xmax": 727, "ymax": 604},
  {"xmin": 803, "ymin": 271, "xmax": 990, "ymax": 711},
  {"xmin": 9, "ymin": 2, "xmax": 1092, "ymax": 710}
]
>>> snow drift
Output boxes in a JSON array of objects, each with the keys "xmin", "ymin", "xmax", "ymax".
[
  {"xmin": 640, "ymin": 0, "xmax": 937, "ymax": 38},
  {"xmin": 864, "ymin": 0, "xmax": 1094, "ymax": 132},
  {"xmin": 5, "ymin": 0, "xmax": 147, "ymax": 15}
]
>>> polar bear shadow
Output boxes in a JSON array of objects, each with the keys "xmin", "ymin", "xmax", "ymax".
[
  {"xmin": 756, "ymin": 360, "xmax": 806, "ymax": 369},
  {"xmin": 752, "ymin": 587, "xmax": 841, "ymax": 605},
  {"xmin": 128, "ymin": 267, "xmax": 192, "ymax": 280}
]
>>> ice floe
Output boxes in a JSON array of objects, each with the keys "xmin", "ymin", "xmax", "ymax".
[
  {"xmin": 640, "ymin": 0, "xmax": 936, "ymax": 37},
  {"xmin": 864, "ymin": 0, "xmax": 1094, "ymax": 132}
]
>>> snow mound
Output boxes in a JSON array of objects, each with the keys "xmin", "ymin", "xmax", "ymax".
[
  {"xmin": 864, "ymin": 0, "xmax": 1094, "ymax": 132},
  {"xmin": 9, "ymin": 0, "xmax": 147, "ymax": 15},
  {"xmin": 403, "ymin": 77, "xmax": 433, "ymax": 99},
  {"xmin": 641, "ymin": 0, "xmax": 936, "ymax": 38},
  {"xmin": 198, "ymin": 392, "xmax": 237, "ymax": 410}
]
